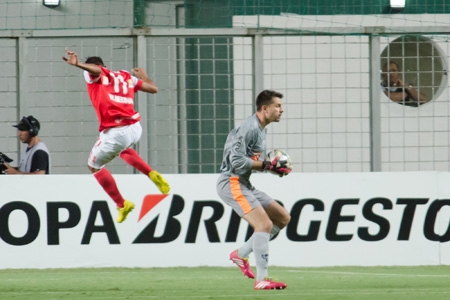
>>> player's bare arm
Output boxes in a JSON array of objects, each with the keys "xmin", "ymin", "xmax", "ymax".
[
  {"xmin": 252, "ymin": 160, "xmax": 265, "ymax": 171},
  {"xmin": 2, "ymin": 163, "xmax": 18, "ymax": 174},
  {"xmin": 132, "ymin": 67, "xmax": 158, "ymax": 94},
  {"xmin": 62, "ymin": 49, "xmax": 102, "ymax": 77},
  {"xmin": 3, "ymin": 163, "xmax": 45, "ymax": 175}
]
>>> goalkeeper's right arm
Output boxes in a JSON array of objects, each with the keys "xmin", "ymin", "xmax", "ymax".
[
  {"xmin": 262, "ymin": 159, "xmax": 276, "ymax": 171},
  {"xmin": 262, "ymin": 155, "xmax": 291, "ymax": 176}
]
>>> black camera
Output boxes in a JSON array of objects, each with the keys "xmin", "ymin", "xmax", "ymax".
[{"xmin": 0, "ymin": 152, "xmax": 13, "ymax": 175}]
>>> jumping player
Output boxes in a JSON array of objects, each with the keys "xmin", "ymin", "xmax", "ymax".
[
  {"xmin": 216, "ymin": 90, "xmax": 291, "ymax": 290},
  {"xmin": 62, "ymin": 49, "xmax": 170, "ymax": 223}
]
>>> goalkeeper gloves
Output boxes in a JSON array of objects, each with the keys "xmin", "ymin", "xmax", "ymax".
[
  {"xmin": 262, "ymin": 156, "xmax": 291, "ymax": 177},
  {"xmin": 262, "ymin": 157, "xmax": 277, "ymax": 171}
]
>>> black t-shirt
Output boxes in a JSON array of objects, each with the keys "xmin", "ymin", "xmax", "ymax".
[{"xmin": 28, "ymin": 149, "xmax": 49, "ymax": 174}]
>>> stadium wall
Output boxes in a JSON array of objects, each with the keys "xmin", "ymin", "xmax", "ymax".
[
  {"xmin": 2, "ymin": 2, "xmax": 450, "ymax": 175},
  {"xmin": 1, "ymin": 172, "xmax": 450, "ymax": 269}
]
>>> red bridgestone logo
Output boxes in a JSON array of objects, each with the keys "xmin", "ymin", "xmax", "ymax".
[{"xmin": 138, "ymin": 194, "xmax": 169, "ymax": 221}]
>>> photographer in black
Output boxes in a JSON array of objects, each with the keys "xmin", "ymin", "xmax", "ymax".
[{"xmin": 2, "ymin": 116, "xmax": 50, "ymax": 175}]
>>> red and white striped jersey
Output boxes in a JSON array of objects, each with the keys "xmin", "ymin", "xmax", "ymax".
[{"xmin": 83, "ymin": 66, "xmax": 143, "ymax": 132}]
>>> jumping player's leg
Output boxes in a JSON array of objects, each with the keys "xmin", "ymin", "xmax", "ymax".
[
  {"xmin": 88, "ymin": 133, "xmax": 124, "ymax": 207},
  {"xmin": 90, "ymin": 165, "xmax": 135, "ymax": 223},
  {"xmin": 88, "ymin": 129, "xmax": 135, "ymax": 222},
  {"xmin": 116, "ymin": 123, "xmax": 149, "ymax": 173},
  {"xmin": 119, "ymin": 148, "xmax": 152, "ymax": 174},
  {"xmin": 118, "ymin": 123, "xmax": 170, "ymax": 194},
  {"xmin": 119, "ymin": 147, "xmax": 170, "ymax": 194},
  {"xmin": 92, "ymin": 166, "xmax": 124, "ymax": 207}
]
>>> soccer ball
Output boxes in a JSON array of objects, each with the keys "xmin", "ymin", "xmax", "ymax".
[{"xmin": 266, "ymin": 149, "xmax": 293, "ymax": 176}]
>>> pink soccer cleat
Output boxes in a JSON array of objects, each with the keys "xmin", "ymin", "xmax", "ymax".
[
  {"xmin": 229, "ymin": 250, "xmax": 255, "ymax": 279},
  {"xmin": 254, "ymin": 278, "xmax": 287, "ymax": 290}
]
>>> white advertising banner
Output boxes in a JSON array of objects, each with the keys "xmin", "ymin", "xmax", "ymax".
[{"xmin": 0, "ymin": 172, "xmax": 449, "ymax": 269}]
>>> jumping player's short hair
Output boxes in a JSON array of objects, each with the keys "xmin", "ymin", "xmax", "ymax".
[
  {"xmin": 85, "ymin": 56, "xmax": 105, "ymax": 66},
  {"xmin": 256, "ymin": 89, "xmax": 283, "ymax": 111}
]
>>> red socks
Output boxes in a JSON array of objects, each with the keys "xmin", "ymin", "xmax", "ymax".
[
  {"xmin": 93, "ymin": 168, "xmax": 124, "ymax": 207},
  {"xmin": 95, "ymin": 149, "xmax": 152, "ymax": 207},
  {"xmin": 119, "ymin": 148, "xmax": 152, "ymax": 174}
]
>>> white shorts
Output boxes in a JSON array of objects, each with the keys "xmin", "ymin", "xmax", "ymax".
[{"xmin": 88, "ymin": 122, "xmax": 142, "ymax": 169}]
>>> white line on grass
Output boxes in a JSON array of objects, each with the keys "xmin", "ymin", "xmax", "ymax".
[{"xmin": 287, "ymin": 269, "xmax": 450, "ymax": 277}]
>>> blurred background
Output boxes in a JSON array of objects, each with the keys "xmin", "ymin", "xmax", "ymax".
[{"xmin": 1, "ymin": 0, "xmax": 450, "ymax": 174}]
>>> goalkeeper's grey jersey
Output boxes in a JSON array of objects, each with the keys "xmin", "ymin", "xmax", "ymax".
[{"xmin": 220, "ymin": 114, "xmax": 266, "ymax": 181}]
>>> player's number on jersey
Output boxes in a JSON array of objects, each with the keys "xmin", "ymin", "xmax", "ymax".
[{"xmin": 110, "ymin": 72, "xmax": 128, "ymax": 95}]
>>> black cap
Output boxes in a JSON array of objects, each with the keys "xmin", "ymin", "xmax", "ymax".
[{"xmin": 13, "ymin": 115, "xmax": 40, "ymax": 132}]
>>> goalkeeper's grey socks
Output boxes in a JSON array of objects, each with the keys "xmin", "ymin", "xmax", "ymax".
[
  {"xmin": 253, "ymin": 231, "xmax": 270, "ymax": 281},
  {"xmin": 238, "ymin": 225, "xmax": 280, "ymax": 258},
  {"xmin": 270, "ymin": 225, "xmax": 280, "ymax": 238},
  {"xmin": 237, "ymin": 235, "xmax": 254, "ymax": 258}
]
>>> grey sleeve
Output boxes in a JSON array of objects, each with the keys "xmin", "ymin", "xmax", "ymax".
[{"xmin": 228, "ymin": 131, "xmax": 254, "ymax": 175}]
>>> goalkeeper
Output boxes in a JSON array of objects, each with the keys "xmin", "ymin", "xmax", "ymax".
[{"xmin": 216, "ymin": 89, "xmax": 291, "ymax": 290}]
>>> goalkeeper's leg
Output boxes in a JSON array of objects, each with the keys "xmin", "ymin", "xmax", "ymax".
[
  {"xmin": 237, "ymin": 224, "xmax": 281, "ymax": 259},
  {"xmin": 264, "ymin": 201, "xmax": 291, "ymax": 232},
  {"xmin": 242, "ymin": 206, "xmax": 272, "ymax": 281},
  {"xmin": 253, "ymin": 190, "xmax": 291, "ymax": 235},
  {"xmin": 245, "ymin": 209, "xmax": 287, "ymax": 290}
]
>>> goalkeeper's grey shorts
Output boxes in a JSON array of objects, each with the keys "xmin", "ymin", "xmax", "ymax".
[{"xmin": 216, "ymin": 173, "xmax": 274, "ymax": 217}]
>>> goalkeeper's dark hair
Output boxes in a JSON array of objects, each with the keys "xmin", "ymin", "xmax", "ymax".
[
  {"xmin": 85, "ymin": 56, "xmax": 105, "ymax": 66},
  {"xmin": 256, "ymin": 90, "xmax": 283, "ymax": 111}
]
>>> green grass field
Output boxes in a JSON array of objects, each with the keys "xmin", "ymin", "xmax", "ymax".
[{"xmin": 0, "ymin": 266, "xmax": 449, "ymax": 299}]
